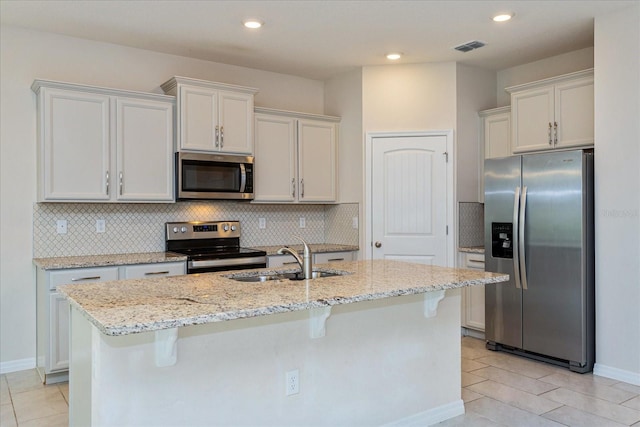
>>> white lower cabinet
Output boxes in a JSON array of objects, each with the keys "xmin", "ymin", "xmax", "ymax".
[
  {"xmin": 36, "ymin": 261, "xmax": 185, "ymax": 383},
  {"xmin": 268, "ymin": 251, "xmax": 355, "ymax": 268},
  {"xmin": 459, "ymin": 252, "xmax": 486, "ymax": 333}
]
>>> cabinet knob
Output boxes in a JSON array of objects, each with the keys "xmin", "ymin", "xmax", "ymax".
[{"xmin": 374, "ymin": 241, "xmax": 382, "ymax": 248}]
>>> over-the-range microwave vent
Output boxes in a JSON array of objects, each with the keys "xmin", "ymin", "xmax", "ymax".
[{"xmin": 454, "ymin": 40, "xmax": 486, "ymax": 53}]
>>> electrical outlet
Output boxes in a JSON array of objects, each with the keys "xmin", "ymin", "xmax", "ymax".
[
  {"xmin": 285, "ymin": 369, "xmax": 299, "ymax": 396},
  {"xmin": 96, "ymin": 219, "xmax": 106, "ymax": 233},
  {"xmin": 259, "ymin": 218, "xmax": 266, "ymax": 229},
  {"xmin": 299, "ymin": 217, "xmax": 306, "ymax": 228},
  {"xmin": 352, "ymin": 216, "xmax": 359, "ymax": 229},
  {"xmin": 56, "ymin": 220, "xmax": 67, "ymax": 235}
]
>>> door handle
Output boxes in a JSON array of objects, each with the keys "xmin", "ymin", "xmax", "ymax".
[
  {"xmin": 519, "ymin": 186, "xmax": 528, "ymax": 290},
  {"xmin": 513, "ymin": 186, "xmax": 522, "ymax": 289},
  {"xmin": 374, "ymin": 241, "xmax": 382, "ymax": 248}
]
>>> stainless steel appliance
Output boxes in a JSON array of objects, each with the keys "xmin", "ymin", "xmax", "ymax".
[
  {"xmin": 484, "ymin": 149, "xmax": 595, "ymax": 373},
  {"xmin": 166, "ymin": 221, "xmax": 266, "ymax": 274},
  {"xmin": 175, "ymin": 152, "xmax": 254, "ymax": 200}
]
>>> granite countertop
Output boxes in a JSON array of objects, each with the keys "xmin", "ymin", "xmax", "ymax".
[
  {"xmin": 57, "ymin": 259, "xmax": 508, "ymax": 337},
  {"xmin": 256, "ymin": 243, "xmax": 359, "ymax": 256},
  {"xmin": 33, "ymin": 252, "xmax": 188, "ymax": 270},
  {"xmin": 458, "ymin": 246, "xmax": 485, "ymax": 254}
]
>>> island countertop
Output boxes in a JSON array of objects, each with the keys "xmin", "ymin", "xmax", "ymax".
[{"xmin": 57, "ymin": 260, "xmax": 507, "ymax": 336}]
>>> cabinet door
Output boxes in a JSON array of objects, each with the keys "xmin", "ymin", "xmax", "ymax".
[
  {"xmin": 511, "ymin": 86, "xmax": 555, "ymax": 154},
  {"xmin": 484, "ymin": 112, "xmax": 511, "ymax": 159},
  {"xmin": 297, "ymin": 119, "xmax": 336, "ymax": 202},
  {"xmin": 554, "ymin": 77, "xmax": 594, "ymax": 149},
  {"xmin": 41, "ymin": 88, "xmax": 111, "ymax": 201},
  {"xmin": 254, "ymin": 114, "xmax": 297, "ymax": 202},
  {"xmin": 179, "ymin": 85, "xmax": 218, "ymax": 151},
  {"xmin": 123, "ymin": 262, "xmax": 186, "ymax": 279},
  {"xmin": 463, "ymin": 254, "xmax": 485, "ymax": 331},
  {"xmin": 116, "ymin": 97, "xmax": 174, "ymax": 201},
  {"xmin": 218, "ymin": 90, "xmax": 254, "ymax": 154},
  {"xmin": 49, "ymin": 293, "xmax": 70, "ymax": 372}
]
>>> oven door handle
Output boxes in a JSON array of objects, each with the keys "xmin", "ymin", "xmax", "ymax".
[{"xmin": 189, "ymin": 256, "xmax": 267, "ymax": 270}]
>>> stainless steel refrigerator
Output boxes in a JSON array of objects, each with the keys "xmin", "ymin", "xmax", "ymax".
[{"xmin": 484, "ymin": 149, "xmax": 595, "ymax": 373}]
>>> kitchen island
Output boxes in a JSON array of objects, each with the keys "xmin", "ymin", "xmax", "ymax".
[{"xmin": 58, "ymin": 260, "xmax": 507, "ymax": 426}]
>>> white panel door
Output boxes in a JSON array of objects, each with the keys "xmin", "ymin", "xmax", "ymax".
[
  {"xmin": 254, "ymin": 113, "xmax": 297, "ymax": 202},
  {"xmin": 116, "ymin": 97, "xmax": 174, "ymax": 201},
  {"xmin": 219, "ymin": 90, "xmax": 254, "ymax": 154},
  {"xmin": 42, "ymin": 88, "xmax": 111, "ymax": 200},
  {"xmin": 371, "ymin": 135, "xmax": 448, "ymax": 266},
  {"xmin": 297, "ymin": 119, "xmax": 336, "ymax": 202},
  {"xmin": 179, "ymin": 85, "xmax": 218, "ymax": 151}
]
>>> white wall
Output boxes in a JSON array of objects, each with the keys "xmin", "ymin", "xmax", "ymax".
[
  {"xmin": 0, "ymin": 26, "xmax": 325, "ymax": 369},
  {"xmin": 455, "ymin": 64, "xmax": 496, "ymax": 202},
  {"xmin": 593, "ymin": 4, "xmax": 640, "ymax": 384},
  {"xmin": 496, "ymin": 47, "xmax": 594, "ymax": 106}
]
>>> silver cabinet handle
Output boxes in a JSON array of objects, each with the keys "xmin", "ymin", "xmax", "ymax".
[
  {"xmin": 327, "ymin": 258, "xmax": 344, "ymax": 262},
  {"xmin": 106, "ymin": 171, "xmax": 109, "ymax": 195},
  {"xmin": 374, "ymin": 241, "xmax": 382, "ymax": 248},
  {"xmin": 215, "ymin": 125, "xmax": 219, "ymax": 147},
  {"xmin": 282, "ymin": 261, "xmax": 299, "ymax": 265},
  {"xmin": 291, "ymin": 178, "xmax": 295, "ymax": 198},
  {"xmin": 239, "ymin": 164, "xmax": 247, "ymax": 192},
  {"xmin": 548, "ymin": 122, "xmax": 553, "ymax": 145},
  {"xmin": 144, "ymin": 271, "xmax": 170, "ymax": 276},
  {"xmin": 119, "ymin": 172, "xmax": 123, "ymax": 195},
  {"xmin": 300, "ymin": 179, "xmax": 304, "ymax": 198},
  {"xmin": 512, "ymin": 186, "xmax": 522, "ymax": 289},
  {"xmin": 519, "ymin": 186, "xmax": 528, "ymax": 290},
  {"xmin": 220, "ymin": 126, "xmax": 224, "ymax": 147},
  {"xmin": 553, "ymin": 121, "xmax": 558, "ymax": 145},
  {"xmin": 71, "ymin": 276, "xmax": 101, "ymax": 282}
]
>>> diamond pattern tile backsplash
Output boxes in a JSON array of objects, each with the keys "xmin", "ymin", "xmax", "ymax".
[
  {"xmin": 33, "ymin": 202, "xmax": 359, "ymax": 258},
  {"xmin": 458, "ymin": 202, "xmax": 484, "ymax": 247}
]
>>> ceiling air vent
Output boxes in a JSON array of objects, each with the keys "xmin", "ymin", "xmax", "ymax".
[{"xmin": 454, "ymin": 40, "xmax": 486, "ymax": 53}]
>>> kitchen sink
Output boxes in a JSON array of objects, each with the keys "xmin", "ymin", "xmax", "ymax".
[{"xmin": 227, "ymin": 270, "xmax": 350, "ymax": 282}]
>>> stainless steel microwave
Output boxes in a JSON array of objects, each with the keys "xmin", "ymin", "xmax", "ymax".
[{"xmin": 176, "ymin": 152, "xmax": 254, "ymax": 200}]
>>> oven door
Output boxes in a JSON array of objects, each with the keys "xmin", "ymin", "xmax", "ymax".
[
  {"xmin": 177, "ymin": 152, "xmax": 254, "ymax": 200},
  {"xmin": 187, "ymin": 256, "xmax": 267, "ymax": 274}
]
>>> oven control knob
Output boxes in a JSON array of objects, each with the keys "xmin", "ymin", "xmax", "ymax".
[
  {"xmin": 181, "ymin": 226, "xmax": 187, "ymax": 233},
  {"xmin": 231, "ymin": 225, "xmax": 236, "ymax": 231},
  {"xmin": 223, "ymin": 224, "xmax": 229, "ymax": 232},
  {"xmin": 172, "ymin": 227, "xmax": 179, "ymax": 233}
]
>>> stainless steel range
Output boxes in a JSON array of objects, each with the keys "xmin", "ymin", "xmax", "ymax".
[{"xmin": 165, "ymin": 221, "xmax": 267, "ymax": 274}]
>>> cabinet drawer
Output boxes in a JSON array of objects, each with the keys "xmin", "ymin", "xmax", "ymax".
[
  {"xmin": 124, "ymin": 262, "xmax": 186, "ymax": 279},
  {"xmin": 314, "ymin": 251, "xmax": 354, "ymax": 264},
  {"xmin": 49, "ymin": 266, "xmax": 119, "ymax": 290},
  {"xmin": 465, "ymin": 253, "xmax": 485, "ymax": 270},
  {"xmin": 267, "ymin": 255, "xmax": 300, "ymax": 268}
]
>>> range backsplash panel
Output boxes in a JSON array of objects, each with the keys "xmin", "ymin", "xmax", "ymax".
[{"xmin": 33, "ymin": 202, "xmax": 358, "ymax": 258}]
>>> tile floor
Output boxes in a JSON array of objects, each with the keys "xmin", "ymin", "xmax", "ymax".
[{"xmin": 1, "ymin": 337, "xmax": 639, "ymax": 426}]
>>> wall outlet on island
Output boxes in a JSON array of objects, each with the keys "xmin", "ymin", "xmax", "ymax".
[{"xmin": 285, "ymin": 369, "xmax": 299, "ymax": 396}]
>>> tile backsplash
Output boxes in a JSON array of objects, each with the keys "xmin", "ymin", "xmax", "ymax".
[
  {"xmin": 33, "ymin": 202, "xmax": 359, "ymax": 258},
  {"xmin": 458, "ymin": 202, "xmax": 484, "ymax": 248}
]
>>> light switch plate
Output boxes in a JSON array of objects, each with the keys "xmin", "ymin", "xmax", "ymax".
[
  {"xmin": 259, "ymin": 218, "xmax": 266, "ymax": 229},
  {"xmin": 299, "ymin": 217, "xmax": 306, "ymax": 228},
  {"xmin": 96, "ymin": 219, "xmax": 106, "ymax": 233}
]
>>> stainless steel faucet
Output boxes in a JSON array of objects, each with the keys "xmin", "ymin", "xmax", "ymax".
[{"xmin": 277, "ymin": 236, "xmax": 313, "ymax": 279}]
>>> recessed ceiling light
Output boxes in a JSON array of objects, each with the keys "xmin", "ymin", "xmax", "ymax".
[
  {"xmin": 243, "ymin": 19, "xmax": 263, "ymax": 29},
  {"xmin": 493, "ymin": 13, "xmax": 514, "ymax": 22},
  {"xmin": 386, "ymin": 53, "xmax": 402, "ymax": 60}
]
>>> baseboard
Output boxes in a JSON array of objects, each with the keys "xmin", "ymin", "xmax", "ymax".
[
  {"xmin": 0, "ymin": 357, "xmax": 36, "ymax": 374},
  {"xmin": 384, "ymin": 399, "xmax": 465, "ymax": 426},
  {"xmin": 594, "ymin": 363, "xmax": 640, "ymax": 386}
]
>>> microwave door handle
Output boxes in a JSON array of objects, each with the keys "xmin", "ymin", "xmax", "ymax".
[
  {"xmin": 239, "ymin": 163, "xmax": 247, "ymax": 192},
  {"xmin": 512, "ymin": 186, "xmax": 522, "ymax": 289}
]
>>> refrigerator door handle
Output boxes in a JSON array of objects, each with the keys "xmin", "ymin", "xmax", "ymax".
[
  {"xmin": 513, "ymin": 186, "xmax": 522, "ymax": 289},
  {"xmin": 519, "ymin": 186, "xmax": 529, "ymax": 290}
]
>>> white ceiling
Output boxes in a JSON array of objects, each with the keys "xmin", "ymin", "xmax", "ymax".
[{"xmin": 1, "ymin": 0, "xmax": 635, "ymax": 81}]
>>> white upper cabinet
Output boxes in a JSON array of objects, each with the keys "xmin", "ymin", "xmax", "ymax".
[
  {"xmin": 161, "ymin": 77, "xmax": 257, "ymax": 155},
  {"xmin": 478, "ymin": 106, "xmax": 511, "ymax": 203},
  {"xmin": 508, "ymin": 69, "xmax": 593, "ymax": 154},
  {"xmin": 253, "ymin": 108, "xmax": 339, "ymax": 203},
  {"xmin": 32, "ymin": 80, "xmax": 175, "ymax": 203}
]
